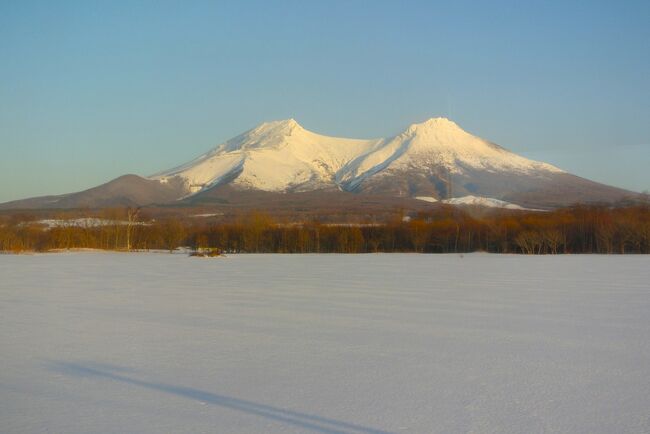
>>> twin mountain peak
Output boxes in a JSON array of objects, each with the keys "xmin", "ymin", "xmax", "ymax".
[
  {"xmin": 152, "ymin": 117, "xmax": 563, "ymax": 197},
  {"xmin": 1, "ymin": 118, "xmax": 634, "ymax": 210}
]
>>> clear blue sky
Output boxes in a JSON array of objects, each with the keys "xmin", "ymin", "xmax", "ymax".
[{"xmin": 1, "ymin": 0, "xmax": 648, "ymax": 202}]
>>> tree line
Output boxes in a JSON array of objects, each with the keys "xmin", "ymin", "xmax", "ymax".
[{"xmin": 1, "ymin": 205, "xmax": 649, "ymax": 254}]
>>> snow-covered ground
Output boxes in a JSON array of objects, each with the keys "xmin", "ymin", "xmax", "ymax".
[
  {"xmin": 27, "ymin": 218, "xmax": 145, "ymax": 229},
  {"xmin": 1, "ymin": 253, "xmax": 649, "ymax": 433},
  {"xmin": 442, "ymin": 195, "xmax": 528, "ymax": 210},
  {"xmin": 414, "ymin": 195, "xmax": 532, "ymax": 210}
]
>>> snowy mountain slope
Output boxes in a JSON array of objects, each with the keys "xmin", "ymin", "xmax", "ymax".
[
  {"xmin": 416, "ymin": 194, "xmax": 536, "ymax": 210},
  {"xmin": 443, "ymin": 195, "xmax": 527, "ymax": 210},
  {"xmin": 151, "ymin": 119, "xmax": 383, "ymax": 193},
  {"xmin": 336, "ymin": 118, "xmax": 562, "ymax": 191},
  {"xmin": 151, "ymin": 117, "xmax": 568, "ymax": 201}
]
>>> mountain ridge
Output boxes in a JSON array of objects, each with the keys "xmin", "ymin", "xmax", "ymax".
[
  {"xmin": 151, "ymin": 117, "xmax": 565, "ymax": 197},
  {"xmin": 0, "ymin": 117, "xmax": 637, "ymax": 210}
]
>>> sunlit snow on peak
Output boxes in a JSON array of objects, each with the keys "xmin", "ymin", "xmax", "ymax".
[{"xmin": 151, "ymin": 117, "xmax": 564, "ymax": 197}]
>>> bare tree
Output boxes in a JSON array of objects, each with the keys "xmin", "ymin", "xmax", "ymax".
[
  {"xmin": 515, "ymin": 231, "xmax": 543, "ymax": 254},
  {"xmin": 542, "ymin": 229, "xmax": 563, "ymax": 254},
  {"xmin": 126, "ymin": 207, "xmax": 141, "ymax": 251},
  {"xmin": 162, "ymin": 218, "xmax": 186, "ymax": 253}
]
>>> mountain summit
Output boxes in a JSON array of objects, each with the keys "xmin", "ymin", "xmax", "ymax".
[
  {"xmin": 151, "ymin": 118, "xmax": 384, "ymax": 194},
  {"xmin": 151, "ymin": 117, "xmax": 567, "ymax": 199},
  {"xmin": 1, "ymin": 118, "xmax": 634, "ymax": 210}
]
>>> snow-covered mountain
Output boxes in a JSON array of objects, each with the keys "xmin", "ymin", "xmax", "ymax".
[
  {"xmin": 0, "ymin": 117, "xmax": 635, "ymax": 210},
  {"xmin": 335, "ymin": 118, "xmax": 562, "ymax": 192},
  {"xmin": 152, "ymin": 117, "xmax": 566, "ymax": 200},
  {"xmin": 151, "ymin": 119, "xmax": 384, "ymax": 194}
]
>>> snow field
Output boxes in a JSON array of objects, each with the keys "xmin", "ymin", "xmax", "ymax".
[{"xmin": 1, "ymin": 253, "xmax": 649, "ymax": 433}]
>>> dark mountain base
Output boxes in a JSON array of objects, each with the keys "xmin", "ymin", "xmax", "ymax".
[{"xmin": 0, "ymin": 175, "xmax": 187, "ymax": 210}]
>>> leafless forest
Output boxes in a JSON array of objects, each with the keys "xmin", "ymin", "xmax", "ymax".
[{"xmin": 2, "ymin": 204, "xmax": 649, "ymax": 254}]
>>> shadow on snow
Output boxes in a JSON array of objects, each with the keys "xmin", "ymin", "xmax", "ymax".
[{"xmin": 47, "ymin": 361, "xmax": 393, "ymax": 434}]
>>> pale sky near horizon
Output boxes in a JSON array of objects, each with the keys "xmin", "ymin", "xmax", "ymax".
[{"xmin": 1, "ymin": 0, "xmax": 649, "ymax": 202}]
